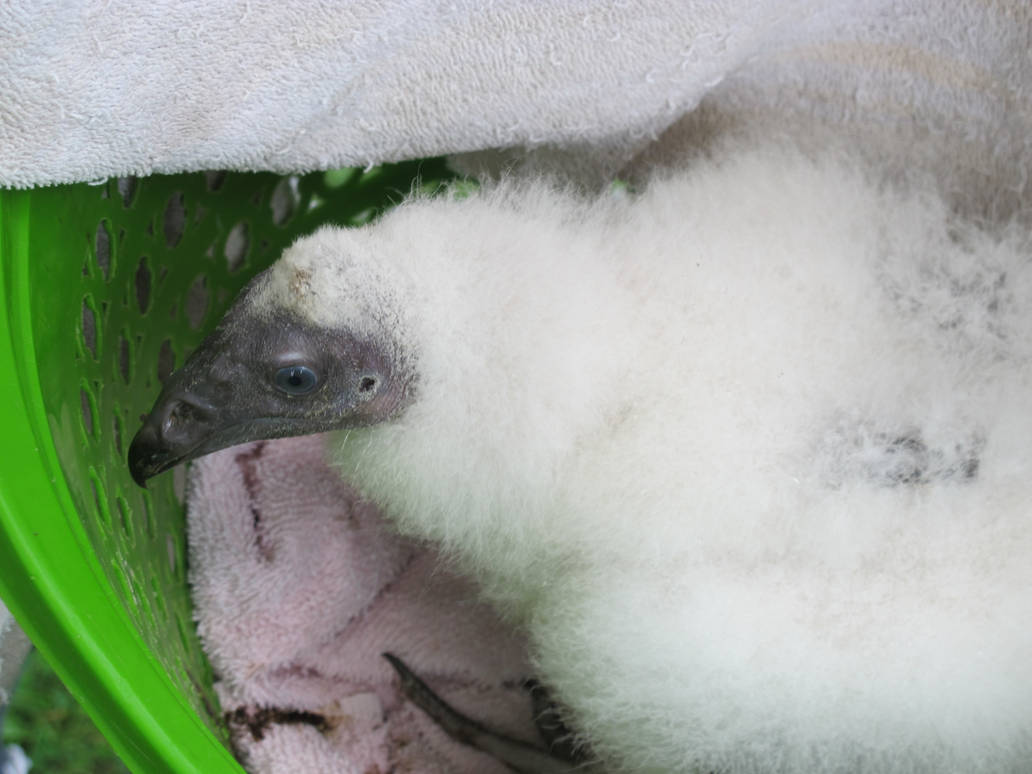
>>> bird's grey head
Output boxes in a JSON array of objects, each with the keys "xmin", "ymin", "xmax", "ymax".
[{"xmin": 128, "ymin": 229, "xmax": 412, "ymax": 486}]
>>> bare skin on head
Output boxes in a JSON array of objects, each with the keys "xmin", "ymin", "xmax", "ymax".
[{"xmin": 127, "ymin": 274, "xmax": 407, "ymax": 487}]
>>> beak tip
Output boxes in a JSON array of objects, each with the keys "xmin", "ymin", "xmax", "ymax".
[
  {"xmin": 127, "ymin": 427, "xmax": 164, "ymax": 489},
  {"xmin": 129, "ymin": 465, "xmax": 150, "ymax": 489}
]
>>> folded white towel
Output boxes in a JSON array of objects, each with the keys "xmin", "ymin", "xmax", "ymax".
[
  {"xmin": 2, "ymin": 1, "xmax": 1029, "ymax": 194},
  {"xmin": 0, "ymin": 0, "xmax": 777, "ymax": 187}
]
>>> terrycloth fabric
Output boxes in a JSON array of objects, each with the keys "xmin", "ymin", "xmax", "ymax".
[
  {"xmin": 187, "ymin": 435, "xmax": 544, "ymax": 774},
  {"xmin": 2, "ymin": 1, "xmax": 1030, "ymax": 193},
  {"xmin": 624, "ymin": 0, "xmax": 1032, "ymax": 224}
]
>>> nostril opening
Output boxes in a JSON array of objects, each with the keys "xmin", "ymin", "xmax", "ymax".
[
  {"xmin": 160, "ymin": 398, "xmax": 209, "ymax": 438},
  {"xmin": 161, "ymin": 405, "xmax": 179, "ymax": 436},
  {"xmin": 359, "ymin": 376, "xmax": 377, "ymax": 393}
]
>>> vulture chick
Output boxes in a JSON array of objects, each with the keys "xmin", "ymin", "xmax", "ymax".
[{"xmin": 130, "ymin": 148, "xmax": 1032, "ymax": 773}]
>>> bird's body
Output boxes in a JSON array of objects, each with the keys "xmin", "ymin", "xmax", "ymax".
[{"xmin": 132, "ymin": 148, "xmax": 1032, "ymax": 772}]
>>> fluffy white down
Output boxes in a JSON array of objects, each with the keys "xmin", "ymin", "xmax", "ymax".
[{"xmin": 264, "ymin": 148, "xmax": 1032, "ymax": 773}]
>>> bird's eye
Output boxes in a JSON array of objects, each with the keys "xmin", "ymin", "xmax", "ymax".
[{"xmin": 273, "ymin": 365, "xmax": 319, "ymax": 395}]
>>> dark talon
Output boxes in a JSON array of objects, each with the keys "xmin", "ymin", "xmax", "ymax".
[{"xmin": 382, "ymin": 652, "xmax": 600, "ymax": 773}]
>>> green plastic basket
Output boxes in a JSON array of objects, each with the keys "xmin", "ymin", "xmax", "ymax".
[{"xmin": 0, "ymin": 160, "xmax": 450, "ymax": 773}]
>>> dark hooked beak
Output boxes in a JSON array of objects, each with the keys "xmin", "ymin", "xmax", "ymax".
[
  {"xmin": 128, "ymin": 389, "xmax": 223, "ymax": 487},
  {"xmin": 127, "ymin": 297, "xmax": 402, "ymax": 487},
  {"xmin": 127, "ymin": 345, "xmax": 354, "ymax": 488}
]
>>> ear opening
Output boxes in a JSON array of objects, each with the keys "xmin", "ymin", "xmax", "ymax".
[{"xmin": 358, "ymin": 374, "xmax": 379, "ymax": 395}]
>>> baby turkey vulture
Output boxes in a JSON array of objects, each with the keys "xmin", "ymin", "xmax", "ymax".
[{"xmin": 130, "ymin": 148, "xmax": 1032, "ymax": 773}]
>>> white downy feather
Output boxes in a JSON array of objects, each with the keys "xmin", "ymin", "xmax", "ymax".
[{"xmin": 253, "ymin": 146, "xmax": 1032, "ymax": 772}]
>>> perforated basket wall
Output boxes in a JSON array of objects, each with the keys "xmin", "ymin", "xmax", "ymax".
[{"xmin": 0, "ymin": 161, "xmax": 450, "ymax": 773}]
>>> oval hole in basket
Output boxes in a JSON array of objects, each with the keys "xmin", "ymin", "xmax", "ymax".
[
  {"xmin": 116, "ymin": 176, "xmax": 137, "ymax": 208},
  {"xmin": 157, "ymin": 339, "xmax": 176, "ymax": 383},
  {"xmin": 81, "ymin": 297, "xmax": 98, "ymax": 360},
  {"xmin": 88, "ymin": 467, "xmax": 112, "ymax": 528},
  {"xmin": 185, "ymin": 275, "xmax": 209, "ymax": 330},
  {"xmin": 135, "ymin": 257, "xmax": 152, "ymax": 313},
  {"xmin": 307, "ymin": 192, "xmax": 326, "ymax": 214},
  {"xmin": 80, "ymin": 386, "xmax": 96, "ymax": 439},
  {"xmin": 163, "ymin": 192, "xmax": 186, "ymax": 248},
  {"xmin": 112, "ymin": 411, "xmax": 125, "ymax": 457},
  {"xmin": 270, "ymin": 176, "xmax": 300, "ymax": 225},
  {"xmin": 95, "ymin": 220, "xmax": 112, "ymax": 280},
  {"xmin": 115, "ymin": 492, "xmax": 133, "ymax": 546},
  {"xmin": 118, "ymin": 332, "xmax": 131, "ymax": 384},
  {"xmin": 224, "ymin": 221, "xmax": 250, "ymax": 273},
  {"xmin": 205, "ymin": 170, "xmax": 226, "ymax": 191}
]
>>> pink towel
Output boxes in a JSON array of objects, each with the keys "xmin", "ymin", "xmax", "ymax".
[{"xmin": 187, "ymin": 435, "xmax": 542, "ymax": 773}]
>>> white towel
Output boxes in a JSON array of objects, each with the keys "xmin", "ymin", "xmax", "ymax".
[{"xmin": 2, "ymin": 1, "xmax": 1029, "ymax": 198}]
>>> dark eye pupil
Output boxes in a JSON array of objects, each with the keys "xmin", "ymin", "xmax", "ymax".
[{"xmin": 274, "ymin": 365, "xmax": 318, "ymax": 395}]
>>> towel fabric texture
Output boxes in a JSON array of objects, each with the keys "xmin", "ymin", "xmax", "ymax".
[
  {"xmin": 187, "ymin": 435, "xmax": 544, "ymax": 774},
  {"xmin": 1, "ymin": 1, "xmax": 1029, "ymax": 202}
]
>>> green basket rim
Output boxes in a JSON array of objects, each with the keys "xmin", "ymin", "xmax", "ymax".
[{"xmin": 0, "ymin": 187, "xmax": 244, "ymax": 774}]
